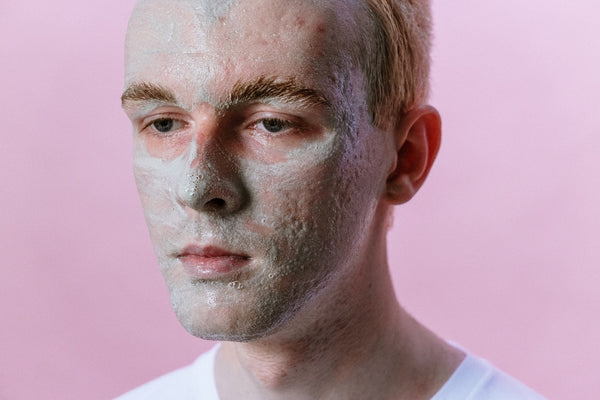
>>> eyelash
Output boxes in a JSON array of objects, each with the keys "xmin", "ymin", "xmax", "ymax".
[{"xmin": 253, "ymin": 118, "xmax": 295, "ymax": 135}]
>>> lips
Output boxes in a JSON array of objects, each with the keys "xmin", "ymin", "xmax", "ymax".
[{"xmin": 177, "ymin": 245, "xmax": 251, "ymax": 279}]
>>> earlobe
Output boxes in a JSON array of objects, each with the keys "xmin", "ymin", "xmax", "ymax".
[{"xmin": 385, "ymin": 105, "xmax": 441, "ymax": 204}]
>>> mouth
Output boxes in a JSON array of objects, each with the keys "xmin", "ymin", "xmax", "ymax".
[{"xmin": 176, "ymin": 245, "xmax": 251, "ymax": 280}]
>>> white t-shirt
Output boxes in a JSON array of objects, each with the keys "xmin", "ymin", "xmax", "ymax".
[
  {"xmin": 115, "ymin": 346, "xmax": 219, "ymax": 400},
  {"xmin": 115, "ymin": 346, "xmax": 546, "ymax": 400}
]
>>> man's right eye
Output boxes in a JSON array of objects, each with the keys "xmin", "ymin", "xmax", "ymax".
[
  {"xmin": 153, "ymin": 118, "xmax": 175, "ymax": 133},
  {"xmin": 144, "ymin": 117, "xmax": 186, "ymax": 135}
]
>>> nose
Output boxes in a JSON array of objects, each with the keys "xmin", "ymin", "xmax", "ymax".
[{"xmin": 176, "ymin": 136, "xmax": 247, "ymax": 215}]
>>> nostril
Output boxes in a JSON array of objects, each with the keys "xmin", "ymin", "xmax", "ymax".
[{"xmin": 205, "ymin": 198, "xmax": 226, "ymax": 209}]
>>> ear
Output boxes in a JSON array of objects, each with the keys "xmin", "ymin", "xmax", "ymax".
[{"xmin": 385, "ymin": 105, "xmax": 441, "ymax": 204}]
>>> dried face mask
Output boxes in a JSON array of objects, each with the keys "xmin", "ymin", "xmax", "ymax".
[{"xmin": 123, "ymin": 0, "xmax": 393, "ymax": 340}]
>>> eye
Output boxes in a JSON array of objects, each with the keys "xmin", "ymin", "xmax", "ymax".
[
  {"xmin": 258, "ymin": 118, "xmax": 291, "ymax": 134},
  {"xmin": 144, "ymin": 117, "xmax": 186, "ymax": 135},
  {"xmin": 153, "ymin": 118, "xmax": 175, "ymax": 133},
  {"xmin": 153, "ymin": 118, "xmax": 173, "ymax": 132}
]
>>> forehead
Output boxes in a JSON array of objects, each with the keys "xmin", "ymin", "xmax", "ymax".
[{"xmin": 124, "ymin": 0, "xmax": 362, "ymax": 106}]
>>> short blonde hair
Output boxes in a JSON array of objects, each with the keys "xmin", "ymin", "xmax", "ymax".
[{"xmin": 361, "ymin": 0, "xmax": 432, "ymax": 128}]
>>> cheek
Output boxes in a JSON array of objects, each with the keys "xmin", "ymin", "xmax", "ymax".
[
  {"xmin": 133, "ymin": 165, "xmax": 179, "ymax": 248},
  {"xmin": 142, "ymin": 133, "xmax": 194, "ymax": 160},
  {"xmin": 278, "ymin": 131, "xmax": 386, "ymax": 256},
  {"xmin": 246, "ymin": 141, "xmax": 341, "ymax": 209},
  {"xmin": 244, "ymin": 150, "xmax": 345, "ymax": 252},
  {"xmin": 230, "ymin": 135, "xmax": 291, "ymax": 165},
  {"xmin": 132, "ymin": 142, "xmax": 192, "ymax": 241}
]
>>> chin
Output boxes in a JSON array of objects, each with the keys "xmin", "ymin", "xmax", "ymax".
[
  {"xmin": 163, "ymin": 255, "xmax": 334, "ymax": 343},
  {"xmin": 177, "ymin": 311, "xmax": 289, "ymax": 343},
  {"xmin": 170, "ymin": 288, "xmax": 297, "ymax": 343},
  {"xmin": 185, "ymin": 328, "xmax": 270, "ymax": 343}
]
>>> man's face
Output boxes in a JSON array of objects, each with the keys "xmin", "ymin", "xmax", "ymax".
[{"xmin": 123, "ymin": 0, "xmax": 393, "ymax": 340}]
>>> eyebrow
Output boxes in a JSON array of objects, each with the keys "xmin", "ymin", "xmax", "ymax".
[
  {"xmin": 225, "ymin": 76, "xmax": 330, "ymax": 110},
  {"xmin": 121, "ymin": 76, "xmax": 330, "ymax": 110},
  {"xmin": 121, "ymin": 82, "xmax": 177, "ymax": 107}
]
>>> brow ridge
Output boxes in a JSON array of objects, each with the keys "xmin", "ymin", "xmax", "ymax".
[
  {"xmin": 121, "ymin": 76, "xmax": 330, "ymax": 110},
  {"xmin": 121, "ymin": 82, "xmax": 177, "ymax": 107},
  {"xmin": 225, "ymin": 76, "xmax": 330, "ymax": 110}
]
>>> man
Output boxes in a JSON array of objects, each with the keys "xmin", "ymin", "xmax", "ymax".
[{"xmin": 118, "ymin": 0, "xmax": 545, "ymax": 398}]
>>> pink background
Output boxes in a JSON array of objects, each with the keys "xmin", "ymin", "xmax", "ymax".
[{"xmin": 1, "ymin": 1, "xmax": 598, "ymax": 398}]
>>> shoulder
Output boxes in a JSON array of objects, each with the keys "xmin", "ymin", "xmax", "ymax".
[
  {"xmin": 113, "ymin": 346, "xmax": 219, "ymax": 400},
  {"xmin": 432, "ymin": 353, "xmax": 546, "ymax": 400}
]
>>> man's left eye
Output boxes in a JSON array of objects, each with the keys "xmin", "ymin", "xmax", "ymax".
[{"xmin": 259, "ymin": 118, "xmax": 290, "ymax": 133}]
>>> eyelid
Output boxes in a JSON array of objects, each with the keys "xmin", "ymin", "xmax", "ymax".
[
  {"xmin": 246, "ymin": 110, "xmax": 300, "ymax": 129},
  {"xmin": 252, "ymin": 118, "xmax": 297, "ymax": 136}
]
